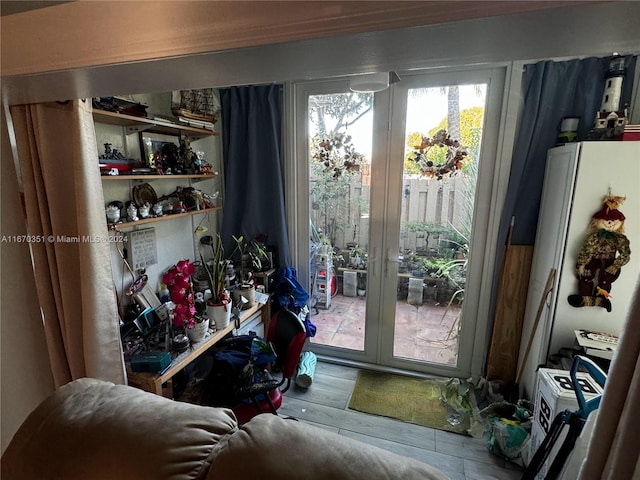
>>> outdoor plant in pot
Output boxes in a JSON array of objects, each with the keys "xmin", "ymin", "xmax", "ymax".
[
  {"xmin": 356, "ymin": 271, "xmax": 367, "ymax": 297},
  {"xmin": 200, "ymin": 233, "xmax": 231, "ymax": 328}
]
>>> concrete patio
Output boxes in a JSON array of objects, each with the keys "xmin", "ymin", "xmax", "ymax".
[{"xmin": 310, "ymin": 294, "xmax": 461, "ymax": 366}]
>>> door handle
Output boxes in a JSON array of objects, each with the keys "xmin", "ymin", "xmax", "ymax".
[
  {"xmin": 386, "ymin": 249, "xmax": 401, "ymax": 276},
  {"xmin": 368, "ymin": 247, "xmax": 378, "ymax": 276}
]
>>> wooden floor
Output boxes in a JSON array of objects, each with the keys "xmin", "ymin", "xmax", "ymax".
[{"xmin": 278, "ymin": 361, "xmax": 523, "ymax": 480}]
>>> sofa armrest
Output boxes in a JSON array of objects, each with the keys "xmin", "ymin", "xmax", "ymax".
[{"xmin": 1, "ymin": 378, "xmax": 238, "ymax": 480}]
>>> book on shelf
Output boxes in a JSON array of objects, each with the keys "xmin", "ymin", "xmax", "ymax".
[
  {"xmin": 622, "ymin": 124, "xmax": 640, "ymax": 141},
  {"xmin": 176, "ymin": 116, "xmax": 216, "ymax": 130},
  {"xmin": 574, "ymin": 329, "xmax": 618, "ymax": 360}
]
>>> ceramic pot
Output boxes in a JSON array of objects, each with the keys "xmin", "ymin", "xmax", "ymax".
[
  {"xmin": 105, "ymin": 205, "xmax": 120, "ymax": 223},
  {"xmin": 138, "ymin": 203, "xmax": 150, "ymax": 218},
  {"xmin": 207, "ymin": 302, "xmax": 230, "ymax": 329},
  {"xmin": 187, "ymin": 318, "xmax": 209, "ymax": 343},
  {"xmin": 127, "ymin": 204, "xmax": 138, "ymax": 221},
  {"xmin": 232, "ymin": 285, "xmax": 255, "ymax": 310}
]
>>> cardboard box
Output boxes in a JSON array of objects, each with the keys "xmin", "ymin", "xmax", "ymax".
[{"xmin": 529, "ymin": 368, "xmax": 604, "ymax": 479}]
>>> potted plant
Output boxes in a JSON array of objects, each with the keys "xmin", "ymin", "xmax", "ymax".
[
  {"xmin": 229, "ymin": 234, "xmax": 269, "ymax": 309},
  {"xmin": 356, "ymin": 272, "xmax": 367, "ymax": 297},
  {"xmin": 200, "ymin": 233, "xmax": 231, "ymax": 328},
  {"xmin": 349, "ymin": 244, "xmax": 365, "ymax": 268},
  {"xmin": 162, "ymin": 259, "xmax": 210, "ymax": 344}
]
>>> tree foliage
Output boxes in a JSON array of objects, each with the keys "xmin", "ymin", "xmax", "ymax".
[
  {"xmin": 309, "ymin": 92, "xmax": 372, "ymax": 246},
  {"xmin": 309, "ymin": 92, "xmax": 373, "ymax": 137}
]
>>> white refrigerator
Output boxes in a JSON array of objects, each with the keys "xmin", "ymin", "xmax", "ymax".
[{"xmin": 518, "ymin": 141, "xmax": 640, "ymax": 397}]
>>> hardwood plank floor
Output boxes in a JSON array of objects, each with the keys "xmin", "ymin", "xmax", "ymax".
[{"xmin": 279, "ymin": 361, "xmax": 523, "ymax": 480}]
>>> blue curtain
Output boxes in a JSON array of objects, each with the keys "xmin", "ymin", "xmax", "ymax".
[
  {"xmin": 220, "ymin": 84, "xmax": 291, "ymax": 267},
  {"xmin": 498, "ymin": 55, "xmax": 636, "ymax": 248}
]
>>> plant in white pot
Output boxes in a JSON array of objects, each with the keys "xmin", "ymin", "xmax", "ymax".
[
  {"xmin": 162, "ymin": 259, "xmax": 210, "ymax": 345},
  {"xmin": 229, "ymin": 234, "xmax": 269, "ymax": 309},
  {"xmin": 201, "ymin": 233, "xmax": 231, "ymax": 329}
]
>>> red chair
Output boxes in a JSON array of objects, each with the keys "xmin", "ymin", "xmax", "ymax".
[{"xmin": 232, "ymin": 309, "xmax": 307, "ymax": 424}]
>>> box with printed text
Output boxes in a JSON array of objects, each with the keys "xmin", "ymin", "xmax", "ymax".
[{"xmin": 529, "ymin": 368, "xmax": 604, "ymax": 479}]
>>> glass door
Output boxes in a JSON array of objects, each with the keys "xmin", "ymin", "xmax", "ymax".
[
  {"xmin": 304, "ymin": 83, "xmax": 377, "ymax": 363},
  {"xmin": 379, "ymin": 68, "xmax": 505, "ymax": 376},
  {"xmin": 295, "ymin": 67, "xmax": 505, "ymax": 376}
]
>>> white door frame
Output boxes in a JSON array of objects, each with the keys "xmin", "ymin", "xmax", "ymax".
[
  {"xmin": 286, "ymin": 63, "xmax": 516, "ymax": 377},
  {"xmin": 379, "ymin": 66, "xmax": 507, "ymax": 377}
]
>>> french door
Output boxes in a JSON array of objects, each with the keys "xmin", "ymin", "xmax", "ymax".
[{"xmin": 293, "ymin": 66, "xmax": 506, "ymax": 377}]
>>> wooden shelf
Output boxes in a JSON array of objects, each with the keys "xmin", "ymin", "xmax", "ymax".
[
  {"xmin": 93, "ymin": 109, "xmax": 218, "ymax": 139},
  {"xmin": 109, "ymin": 207, "xmax": 222, "ymax": 230},
  {"xmin": 101, "ymin": 174, "xmax": 218, "ymax": 181},
  {"xmin": 126, "ymin": 301, "xmax": 270, "ymax": 397}
]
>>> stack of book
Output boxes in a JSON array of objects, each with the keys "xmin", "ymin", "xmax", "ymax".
[
  {"xmin": 622, "ymin": 124, "xmax": 640, "ymax": 141},
  {"xmin": 574, "ymin": 329, "xmax": 619, "ymax": 360},
  {"xmin": 176, "ymin": 116, "xmax": 216, "ymax": 131}
]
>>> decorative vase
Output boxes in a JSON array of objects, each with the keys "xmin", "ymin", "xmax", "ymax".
[
  {"xmin": 138, "ymin": 203, "xmax": 151, "ymax": 218},
  {"xmin": 207, "ymin": 302, "xmax": 230, "ymax": 329},
  {"xmin": 232, "ymin": 285, "xmax": 255, "ymax": 310},
  {"xmin": 187, "ymin": 318, "xmax": 209, "ymax": 343},
  {"xmin": 105, "ymin": 205, "xmax": 120, "ymax": 223}
]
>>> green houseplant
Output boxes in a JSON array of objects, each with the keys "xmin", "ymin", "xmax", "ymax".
[
  {"xmin": 201, "ymin": 233, "xmax": 231, "ymax": 327},
  {"xmin": 228, "ymin": 235, "xmax": 269, "ymax": 309}
]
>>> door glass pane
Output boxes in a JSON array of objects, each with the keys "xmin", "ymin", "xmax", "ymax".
[
  {"xmin": 394, "ymin": 84, "xmax": 486, "ymax": 366},
  {"xmin": 307, "ymin": 92, "xmax": 373, "ymax": 352}
]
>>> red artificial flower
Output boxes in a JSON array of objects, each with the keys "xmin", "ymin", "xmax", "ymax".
[{"xmin": 176, "ymin": 259, "xmax": 195, "ymax": 276}]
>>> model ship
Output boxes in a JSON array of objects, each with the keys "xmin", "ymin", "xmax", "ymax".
[{"xmin": 171, "ymin": 89, "xmax": 221, "ymax": 125}]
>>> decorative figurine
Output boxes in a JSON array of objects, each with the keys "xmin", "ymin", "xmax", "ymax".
[
  {"xmin": 590, "ymin": 56, "xmax": 629, "ymax": 140},
  {"xmin": 568, "ymin": 194, "xmax": 631, "ymax": 312},
  {"xmin": 127, "ymin": 203, "xmax": 139, "ymax": 222},
  {"xmin": 138, "ymin": 203, "xmax": 151, "ymax": 219},
  {"xmin": 152, "ymin": 203, "xmax": 163, "ymax": 216},
  {"xmin": 105, "ymin": 205, "xmax": 120, "ymax": 223}
]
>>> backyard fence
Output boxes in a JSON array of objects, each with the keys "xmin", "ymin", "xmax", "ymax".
[{"xmin": 310, "ymin": 173, "xmax": 474, "ymax": 254}]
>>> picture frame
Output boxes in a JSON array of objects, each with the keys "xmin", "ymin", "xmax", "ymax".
[{"xmin": 140, "ymin": 133, "xmax": 179, "ymax": 170}]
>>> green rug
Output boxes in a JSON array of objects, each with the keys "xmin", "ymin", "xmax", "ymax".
[{"xmin": 348, "ymin": 370, "xmax": 473, "ymax": 434}]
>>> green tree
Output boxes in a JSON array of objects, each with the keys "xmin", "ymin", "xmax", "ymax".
[
  {"xmin": 309, "ymin": 92, "xmax": 373, "ymax": 137},
  {"xmin": 309, "ymin": 92, "xmax": 372, "ymax": 246}
]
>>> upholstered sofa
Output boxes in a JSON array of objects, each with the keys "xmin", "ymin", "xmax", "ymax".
[{"xmin": 2, "ymin": 378, "xmax": 448, "ymax": 479}]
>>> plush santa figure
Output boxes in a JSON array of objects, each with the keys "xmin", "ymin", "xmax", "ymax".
[{"xmin": 568, "ymin": 195, "xmax": 631, "ymax": 312}]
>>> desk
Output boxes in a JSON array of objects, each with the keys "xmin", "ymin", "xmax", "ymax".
[{"xmin": 127, "ymin": 300, "xmax": 270, "ymax": 398}]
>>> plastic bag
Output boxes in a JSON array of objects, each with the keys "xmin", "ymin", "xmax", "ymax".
[{"xmin": 482, "ymin": 401, "xmax": 533, "ymax": 467}]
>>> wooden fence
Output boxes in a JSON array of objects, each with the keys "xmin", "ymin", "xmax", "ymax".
[{"xmin": 310, "ymin": 172, "xmax": 474, "ymax": 253}]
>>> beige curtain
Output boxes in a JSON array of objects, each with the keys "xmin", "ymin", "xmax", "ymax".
[
  {"xmin": 578, "ymin": 276, "xmax": 640, "ymax": 479},
  {"xmin": 10, "ymin": 100, "xmax": 125, "ymax": 387}
]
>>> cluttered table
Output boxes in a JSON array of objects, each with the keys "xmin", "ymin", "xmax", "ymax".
[{"xmin": 126, "ymin": 300, "xmax": 270, "ymax": 398}]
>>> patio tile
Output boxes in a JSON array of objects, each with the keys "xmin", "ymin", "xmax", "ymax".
[
  {"xmin": 311, "ymin": 294, "xmax": 461, "ymax": 364},
  {"xmin": 332, "ymin": 332, "xmax": 364, "ymax": 350}
]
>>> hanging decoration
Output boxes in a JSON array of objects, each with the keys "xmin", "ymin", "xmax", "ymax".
[
  {"xmin": 408, "ymin": 129, "xmax": 468, "ymax": 180},
  {"xmin": 568, "ymin": 193, "xmax": 631, "ymax": 312},
  {"xmin": 311, "ymin": 132, "xmax": 365, "ymax": 178}
]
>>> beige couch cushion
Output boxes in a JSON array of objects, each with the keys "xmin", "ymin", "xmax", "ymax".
[
  {"xmin": 208, "ymin": 413, "xmax": 449, "ymax": 480},
  {"xmin": 2, "ymin": 378, "xmax": 237, "ymax": 480}
]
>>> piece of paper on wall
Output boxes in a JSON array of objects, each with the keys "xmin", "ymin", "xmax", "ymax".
[{"xmin": 130, "ymin": 228, "xmax": 158, "ymax": 271}]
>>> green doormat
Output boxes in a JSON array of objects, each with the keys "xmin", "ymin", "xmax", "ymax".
[{"xmin": 348, "ymin": 370, "xmax": 476, "ymax": 435}]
